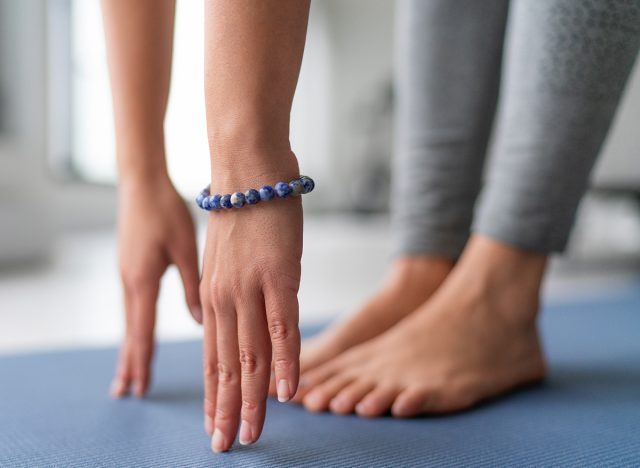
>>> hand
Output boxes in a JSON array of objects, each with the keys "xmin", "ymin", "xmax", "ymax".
[
  {"xmin": 200, "ymin": 169, "xmax": 303, "ymax": 451},
  {"xmin": 111, "ymin": 175, "xmax": 202, "ymax": 398}
]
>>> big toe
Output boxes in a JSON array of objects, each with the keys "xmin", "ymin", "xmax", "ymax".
[{"xmin": 391, "ymin": 387, "xmax": 432, "ymax": 417}]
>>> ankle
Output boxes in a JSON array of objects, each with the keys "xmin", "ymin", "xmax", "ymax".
[
  {"xmin": 459, "ymin": 235, "xmax": 547, "ymax": 288},
  {"xmin": 387, "ymin": 255, "xmax": 454, "ymax": 289}
]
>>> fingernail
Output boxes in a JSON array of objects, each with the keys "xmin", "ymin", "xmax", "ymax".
[
  {"xmin": 190, "ymin": 305, "xmax": 203, "ymax": 323},
  {"xmin": 204, "ymin": 416, "xmax": 214, "ymax": 436},
  {"xmin": 211, "ymin": 428, "xmax": 227, "ymax": 453},
  {"xmin": 239, "ymin": 420, "xmax": 253, "ymax": 445},
  {"xmin": 277, "ymin": 379, "xmax": 290, "ymax": 402}
]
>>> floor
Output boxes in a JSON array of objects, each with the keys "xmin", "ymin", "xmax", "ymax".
[{"xmin": 1, "ymin": 214, "xmax": 638, "ymax": 355}]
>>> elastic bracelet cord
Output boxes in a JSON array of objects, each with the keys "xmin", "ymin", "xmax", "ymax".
[{"xmin": 195, "ymin": 175, "xmax": 315, "ymax": 211}]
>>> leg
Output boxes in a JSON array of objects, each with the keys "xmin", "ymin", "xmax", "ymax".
[
  {"xmin": 393, "ymin": 0, "xmax": 509, "ymax": 258},
  {"xmin": 296, "ymin": 0, "xmax": 510, "ymax": 382},
  {"xmin": 475, "ymin": 0, "xmax": 640, "ymax": 252},
  {"xmin": 298, "ymin": 0, "xmax": 640, "ymax": 417}
]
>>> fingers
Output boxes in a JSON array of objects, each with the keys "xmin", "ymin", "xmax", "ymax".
[
  {"xmin": 111, "ymin": 293, "xmax": 135, "ymax": 398},
  {"xmin": 172, "ymin": 241, "xmax": 203, "ymax": 324},
  {"xmin": 202, "ymin": 300, "xmax": 218, "ymax": 437},
  {"xmin": 211, "ymin": 295, "xmax": 241, "ymax": 453},
  {"xmin": 129, "ymin": 283, "xmax": 159, "ymax": 397},
  {"xmin": 237, "ymin": 291, "xmax": 271, "ymax": 446},
  {"xmin": 112, "ymin": 278, "xmax": 159, "ymax": 398},
  {"xmin": 110, "ymin": 339, "xmax": 133, "ymax": 398},
  {"xmin": 263, "ymin": 283, "xmax": 301, "ymax": 403}
]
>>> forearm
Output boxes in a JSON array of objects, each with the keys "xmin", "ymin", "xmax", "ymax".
[
  {"xmin": 204, "ymin": 0, "xmax": 311, "ymax": 188},
  {"xmin": 101, "ymin": 0, "xmax": 176, "ymax": 184}
]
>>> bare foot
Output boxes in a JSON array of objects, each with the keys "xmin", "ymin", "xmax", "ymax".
[
  {"xmin": 300, "ymin": 256, "xmax": 453, "ymax": 373},
  {"xmin": 297, "ymin": 235, "xmax": 547, "ymax": 417}
]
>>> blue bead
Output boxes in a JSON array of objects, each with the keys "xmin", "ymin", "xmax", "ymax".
[
  {"xmin": 275, "ymin": 181, "xmax": 292, "ymax": 198},
  {"xmin": 209, "ymin": 194, "xmax": 221, "ymax": 210},
  {"xmin": 245, "ymin": 189, "xmax": 260, "ymax": 205},
  {"xmin": 220, "ymin": 194, "xmax": 233, "ymax": 209},
  {"xmin": 289, "ymin": 179, "xmax": 304, "ymax": 197},
  {"xmin": 301, "ymin": 176, "xmax": 315, "ymax": 194},
  {"xmin": 201, "ymin": 197, "xmax": 211, "ymax": 210},
  {"xmin": 259, "ymin": 185, "xmax": 275, "ymax": 201},
  {"xmin": 196, "ymin": 192, "xmax": 206, "ymax": 207},
  {"xmin": 230, "ymin": 192, "xmax": 246, "ymax": 208}
]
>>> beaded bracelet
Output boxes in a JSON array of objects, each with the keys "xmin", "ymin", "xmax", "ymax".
[{"xmin": 195, "ymin": 175, "xmax": 315, "ymax": 211}]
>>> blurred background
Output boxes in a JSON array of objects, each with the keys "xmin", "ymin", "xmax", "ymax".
[{"xmin": 1, "ymin": 0, "xmax": 639, "ymax": 355}]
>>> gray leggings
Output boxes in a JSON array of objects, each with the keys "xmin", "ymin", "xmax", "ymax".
[{"xmin": 393, "ymin": 0, "xmax": 640, "ymax": 257}]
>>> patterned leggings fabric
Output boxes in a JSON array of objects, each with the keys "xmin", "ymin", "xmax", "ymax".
[{"xmin": 393, "ymin": 0, "xmax": 640, "ymax": 256}]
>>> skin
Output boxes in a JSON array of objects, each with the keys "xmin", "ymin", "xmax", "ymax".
[
  {"xmin": 295, "ymin": 256, "xmax": 453, "ymax": 378},
  {"xmin": 103, "ymin": 0, "xmax": 310, "ymax": 451},
  {"xmin": 202, "ymin": 0, "xmax": 311, "ymax": 452},
  {"xmin": 294, "ymin": 235, "xmax": 547, "ymax": 417},
  {"xmin": 102, "ymin": 0, "xmax": 202, "ymax": 399}
]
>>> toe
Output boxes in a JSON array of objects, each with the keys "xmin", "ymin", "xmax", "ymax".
[
  {"xmin": 293, "ymin": 359, "xmax": 343, "ymax": 403},
  {"xmin": 355, "ymin": 385, "xmax": 400, "ymax": 417},
  {"xmin": 329, "ymin": 380, "xmax": 375, "ymax": 415},
  {"xmin": 391, "ymin": 387, "xmax": 431, "ymax": 417},
  {"xmin": 303, "ymin": 373, "xmax": 354, "ymax": 412}
]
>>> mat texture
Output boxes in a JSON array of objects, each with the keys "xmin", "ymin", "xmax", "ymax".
[{"xmin": 1, "ymin": 287, "xmax": 640, "ymax": 467}]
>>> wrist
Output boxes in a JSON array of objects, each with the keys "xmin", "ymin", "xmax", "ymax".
[
  {"xmin": 118, "ymin": 166, "xmax": 172, "ymax": 194},
  {"xmin": 207, "ymin": 117, "xmax": 300, "ymax": 188},
  {"xmin": 209, "ymin": 148, "xmax": 301, "ymax": 194}
]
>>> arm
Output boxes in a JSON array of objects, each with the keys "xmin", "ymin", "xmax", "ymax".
[
  {"xmin": 102, "ymin": 0, "xmax": 202, "ymax": 398},
  {"xmin": 201, "ymin": 0, "xmax": 310, "ymax": 451}
]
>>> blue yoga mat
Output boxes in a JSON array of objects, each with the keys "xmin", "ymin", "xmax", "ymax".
[{"xmin": 1, "ymin": 286, "xmax": 640, "ymax": 467}]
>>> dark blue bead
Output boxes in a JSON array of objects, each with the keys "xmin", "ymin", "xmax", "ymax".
[
  {"xmin": 201, "ymin": 197, "xmax": 211, "ymax": 210},
  {"xmin": 275, "ymin": 181, "xmax": 292, "ymax": 198},
  {"xmin": 301, "ymin": 176, "xmax": 315, "ymax": 194},
  {"xmin": 220, "ymin": 194, "xmax": 233, "ymax": 209},
  {"xmin": 196, "ymin": 192, "xmax": 207, "ymax": 207},
  {"xmin": 259, "ymin": 185, "xmax": 275, "ymax": 201},
  {"xmin": 245, "ymin": 189, "xmax": 260, "ymax": 205},
  {"xmin": 209, "ymin": 194, "xmax": 221, "ymax": 210}
]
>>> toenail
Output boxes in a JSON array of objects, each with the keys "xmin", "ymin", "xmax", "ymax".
[
  {"xmin": 330, "ymin": 397, "xmax": 346, "ymax": 410},
  {"xmin": 304, "ymin": 391, "xmax": 323, "ymax": 408}
]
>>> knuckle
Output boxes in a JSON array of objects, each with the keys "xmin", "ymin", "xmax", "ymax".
[
  {"xmin": 203, "ymin": 360, "xmax": 217, "ymax": 378},
  {"xmin": 269, "ymin": 318, "xmax": 289, "ymax": 342},
  {"xmin": 215, "ymin": 407, "xmax": 233, "ymax": 424},
  {"xmin": 273, "ymin": 357, "xmax": 291, "ymax": 373},
  {"xmin": 261, "ymin": 265, "xmax": 300, "ymax": 291},
  {"xmin": 241, "ymin": 399, "xmax": 259, "ymax": 412},
  {"xmin": 121, "ymin": 268, "xmax": 154, "ymax": 293},
  {"xmin": 239, "ymin": 349, "xmax": 260, "ymax": 375},
  {"xmin": 217, "ymin": 362, "xmax": 238, "ymax": 385}
]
